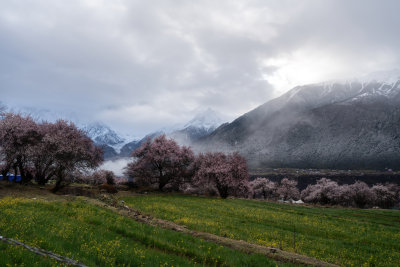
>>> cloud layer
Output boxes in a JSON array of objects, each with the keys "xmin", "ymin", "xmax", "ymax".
[{"xmin": 1, "ymin": 0, "xmax": 399, "ymax": 136}]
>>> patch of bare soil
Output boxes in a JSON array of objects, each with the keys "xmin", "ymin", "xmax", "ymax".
[{"xmin": 0, "ymin": 181, "xmax": 58, "ymax": 200}]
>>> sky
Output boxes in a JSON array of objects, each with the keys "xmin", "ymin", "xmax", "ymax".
[{"xmin": 1, "ymin": 0, "xmax": 400, "ymax": 137}]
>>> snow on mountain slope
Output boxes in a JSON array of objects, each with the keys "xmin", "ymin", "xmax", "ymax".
[
  {"xmin": 278, "ymin": 70, "xmax": 400, "ymax": 109},
  {"xmin": 200, "ymin": 70, "xmax": 400, "ymax": 169},
  {"xmin": 83, "ymin": 122, "xmax": 125, "ymax": 146},
  {"xmin": 184, "ymin": 108, "xmax": 227, "ymax": 131},
  {"xmin": 168, "ymin": 108, "xmax": 227, "ymax": 145},
  {"xmin": 82, "ymin": 122, "xmax": 132, "ymax": 155}
]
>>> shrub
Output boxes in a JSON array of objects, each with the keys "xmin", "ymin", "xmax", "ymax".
[{"xmin": 99, "ymin": 184, "xmax": 118, "ymax": 194}]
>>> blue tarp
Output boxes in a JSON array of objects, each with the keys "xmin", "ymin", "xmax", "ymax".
[{"xmin": 0, "ymin": 174, "xmax": 22, "ymax": 182}]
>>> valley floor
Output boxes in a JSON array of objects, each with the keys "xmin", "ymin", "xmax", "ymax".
[{"xmin": 0, "ymin": 182, "xmax": 399, "ymax": 266}]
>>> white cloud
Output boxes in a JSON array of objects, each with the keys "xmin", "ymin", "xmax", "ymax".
[
  {"xmin": 1, "ymin": 0, "xmax": 399, "ymax": 136},
  {"xmin": 100, "ymin": 157, "xmax": 131, "ymax": 176}
]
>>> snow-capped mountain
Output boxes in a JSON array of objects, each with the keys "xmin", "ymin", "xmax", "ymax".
[
  {"xmin": 83, "ymin": 122, "xmax": 137, "ymax": 159},
  {"xmin": 118, "ymin": 109, "xmax": 227, "ymax": 157},
  {"xmin": 200, "ymin": 70, "xmax": 400, "ymax": 169},
  {"xmin": 84, "ymin": 122, "xmax": 125, "ymax": 146},
  {"xmin": 183, "ymin": 108, "xmax": 226, "ymax": 131},
  {"xmin": 278, "ymin": 71, "xmax": 400, "ymax": 110},
  {"xmin": 168, "ymin": 108, "xmax": 227, "ymax": 145}
]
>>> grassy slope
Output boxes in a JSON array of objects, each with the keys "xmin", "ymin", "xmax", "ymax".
[
  {"xmin": 122, "ymin": 194, "xmax": 400, "ymax": 267},
  {"xmin": 0, "ymin": 197, "xmax": 288, "ymax": 267}
]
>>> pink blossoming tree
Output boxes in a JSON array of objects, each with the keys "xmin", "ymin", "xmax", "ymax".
[
  {"xmin": 0, "ymin": 113, "xmax": 41, "ymax": 182},
  {"xmin": 0, "ymin": 114, "xmax": 103, "ymax": 190},
  {"xmin": 193, "ymin": 152, "xmax": 249, "ymax": 198},
  {"xmin": 301, "ymin": 178, "xmax": 341, "ymax": 204},
  {"xmin": 250, "ymin": 177, "xmax": 277, "ymax": 199},
  {"xmin": 124, "ymin": 135, "xmax": 195, "ymax": 191},
  {"xmin": 277, "ymin": 178, "xmax": 300, "ymax": 200}
]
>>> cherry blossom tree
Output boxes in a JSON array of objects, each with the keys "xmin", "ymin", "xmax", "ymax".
[
  {"xmin": 29, "ymin": 122, "xmax": 58, "ymax": 185},
  {"xmin": 22, "ymin": 120, "xmax": 103, "ymax": 188},
  {"xmin": 372, "ymin": 183, "xmax": 398, "ymax": 208},
  {"xmin": 335, "ymin": 184, "xmax": 354, "ymax": 207},
  {"xmin": 0, "ymin": 113, "xmax": 41, "ymax": 182},
  {"xmin": 349, "ymin": 180, "xmax": 375, "ymax": 208},
  {"xmin": 45, "ymin": 120, "xmax": 103, "ymax": 191},
  {"xmin": 0, "ymin": 113, "xmax": 103, "ymax": 189},
  {"xmin": 301, "ymin": 178, "xmax": 340, "ymax": 204},
  {"xmin": 193, "ymin": 152, "xmax": 249, "ymax": 198},
  {"xmin": 124, "ymin": 135, "xmax": 194, "ymax": 191},
  {"xmin": 277, "ymin": 178, "xmax": 300, "ymax": 200},
  {"xmin": 250, "ymin": 177, "xmax": 277, "ymax": 199}
]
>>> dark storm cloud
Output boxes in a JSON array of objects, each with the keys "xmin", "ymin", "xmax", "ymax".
[{"xmin": 1, "ymin": 0, "xmax": 399, "ymax": 136}]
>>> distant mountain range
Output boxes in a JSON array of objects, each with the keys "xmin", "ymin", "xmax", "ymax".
[
  {"xmin": 198, "ymin": 70, "xmax": 400, "ymax": 169},
  {"xmin": 85, "ymin": 108, "xmax": 227, "ymax": 159},
  {"xmin": 23, "ymin": 70, "xmax": 400, "ymax": 170}
]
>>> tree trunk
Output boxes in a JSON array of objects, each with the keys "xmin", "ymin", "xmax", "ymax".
[
  {"xmin": 216, "ymin": 181, "xmax": 229, "ymax": 198},
  {"xmin": 158, "ymin": 168, "xmax": 168, "ymax": 191},
  {"xmin": 35, "ymin": 172, "xmax": 47, "ymax": 185},
  {"xmin": 52, "ymin": 169, "xmax": 65, "ymax": 193}
]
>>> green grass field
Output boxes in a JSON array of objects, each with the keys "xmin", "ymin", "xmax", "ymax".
[
  {"xmin": 1, "ymin": 190, "xmax": 399, "ymax": 267},
  {"xmin": 122, "ymin": 194, "xmax": 400, "ymax": 267},
  {"xmin": 0, "ymin": 196, "xmax": 289, "ymax": 267}
]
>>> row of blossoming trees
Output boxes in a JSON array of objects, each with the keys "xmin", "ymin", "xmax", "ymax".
[
  {"xmin": 250, "ymin": 177, "xmax": 400, "ymax": 208},
  {"xmin": 125, "ymin": 135, "xmax": 400, "ymax": 208},
  {"xmin": 1, "ymin": 112, "xmax": 399, "ymax": 208},
  {"xmin": 124, "ymin": 135, "xmax": 249, "ymax": 198},
  {"xmin": 0, "ymin": 113, "xmax": 103, "ymax": 191}
]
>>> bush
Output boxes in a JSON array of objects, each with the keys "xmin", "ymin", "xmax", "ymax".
[
  {"xmin": 99, "ymin": 184, "xmax": 118, "ymax": 194},
  {"xmin": 72, "ymin": 170, "xmax": 116, "ymax": 186}
]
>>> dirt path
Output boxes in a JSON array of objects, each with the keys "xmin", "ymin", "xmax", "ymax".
[
  {"xmin": 0, "ymin": 235, "xmax": 87, "ymax": 267},
  {"xmin": 90, "ymin": 195, "xmax": 340, "ymax": 267}
]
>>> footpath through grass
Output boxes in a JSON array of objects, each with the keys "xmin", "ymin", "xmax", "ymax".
[
  {"xmin": 122, "ymin": 194, "xmax": 400, "ymax": 267},
  {"xmin": 0, "ymin": 196, "xmax": 289, "ymax": 267}
]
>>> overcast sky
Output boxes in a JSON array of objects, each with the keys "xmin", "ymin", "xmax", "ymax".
[{"xmin": 1, "ymin": 0, "xmax": 400, "ymax": 136}]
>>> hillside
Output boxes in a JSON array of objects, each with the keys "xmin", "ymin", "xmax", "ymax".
[{"xmin": 200, "ymin": 75, "xmax": 400, "ymax": 169}]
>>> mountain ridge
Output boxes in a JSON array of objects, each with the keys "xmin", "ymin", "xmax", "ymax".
[{"xmin": 197, "ymin": 74, "xmax": 400, "ymax": 169}]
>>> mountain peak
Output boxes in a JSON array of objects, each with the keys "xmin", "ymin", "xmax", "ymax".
[
  {"xmin": 184, "ymin": 108, "xmax": 226, "ymax": 131},
  {"xmin": 83, "ymin": 122, "xmax": 125, "ymax": 146}
]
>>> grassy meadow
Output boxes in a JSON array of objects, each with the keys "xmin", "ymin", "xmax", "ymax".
[
  {"xmin": 1, "ymin": 184, "xmax": 399, "ymax": 267},
  {"xmin": 122, "ymin": 194, "xmax": 400, "ymax": 267},
  {"xmin": 0, "ymin": 196, "xmax": 289, "ymax": 267}
]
